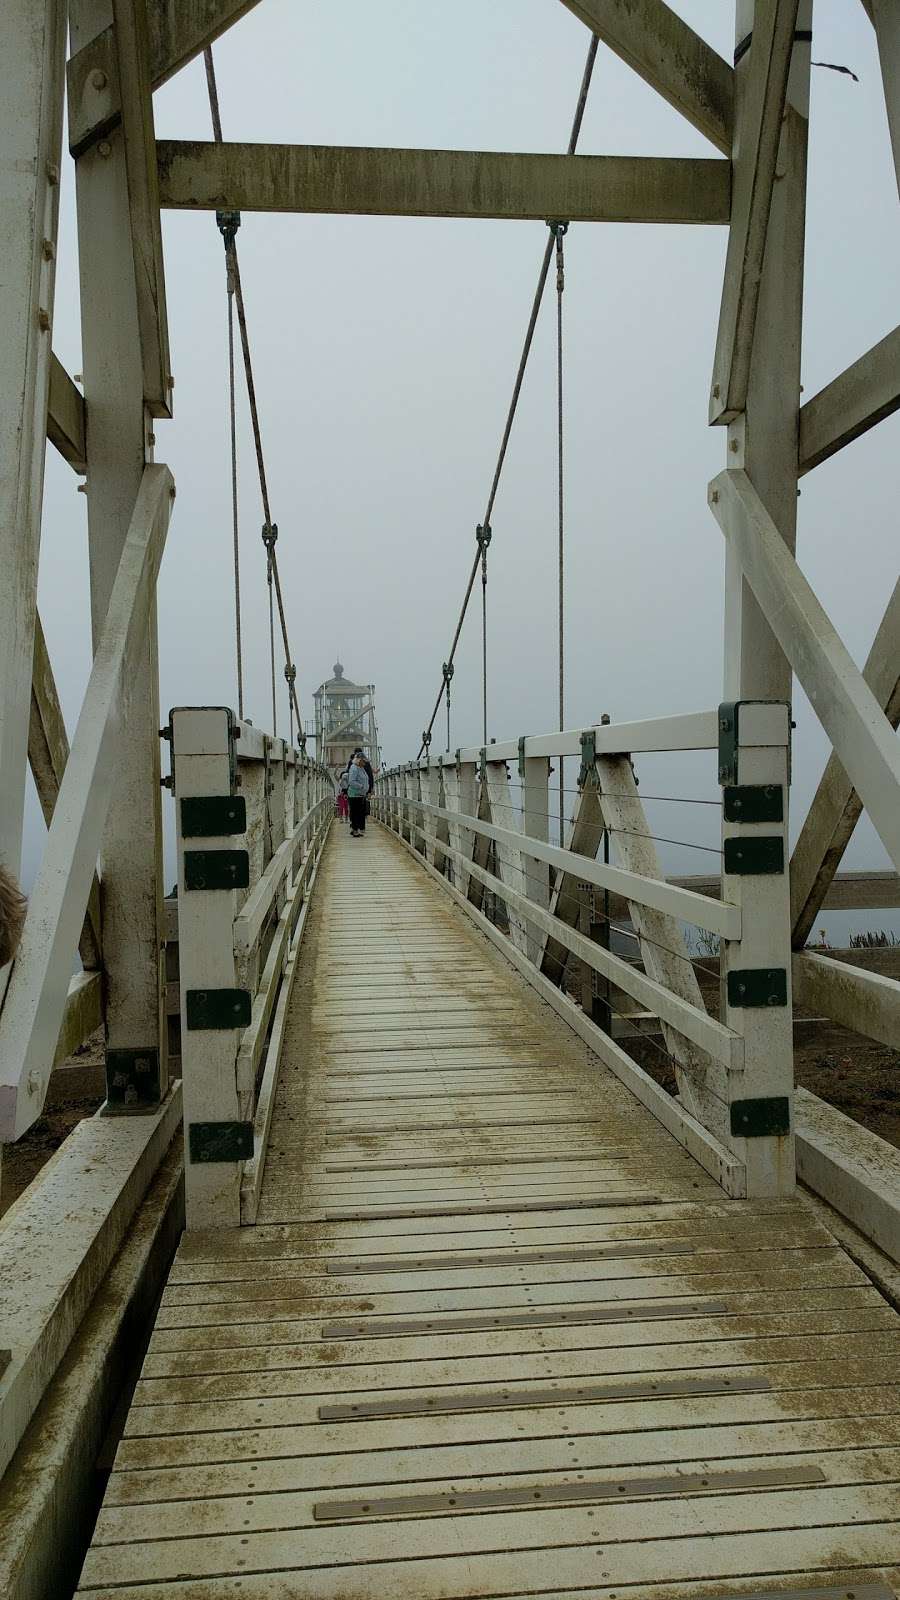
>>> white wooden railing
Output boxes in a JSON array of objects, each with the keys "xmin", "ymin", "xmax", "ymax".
[
  {"xmin": 375, "ymin": 704, "xmax": 799, "ymax": 1201},
  {"xmin": 171, "ymin": 708, "xmax": 332, "ymax": 1226}
]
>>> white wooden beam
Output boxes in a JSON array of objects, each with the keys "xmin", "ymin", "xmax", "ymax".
[
  {"xmin": 709, "ymin": 0, "xmax": 800, "ymax": 424},
  {"xmin": 54, "ymin": 969, "xmax": 104, "ymax": 1067},
  {"xmin": 722, "ymin": 0, "xmax": 810, "ymax": 706},
  {"xmin": 798, "ymin": 325, "xmax": 900, "ymax": 475},
  {"xmin": 110, "ymin": 0, "xmax": 172, "ymax": 418},
  {"xmin": 30, "ymin": 608, "xmax": 103, "ymax": 971},
  {"xmin": 710, "ymin": 466, "xmax": 900, "ymax": 875},
  {"xmin": 47, "ymin": 353, "xmax": 87, "ymax": 472},
  {"xmin": 791, "ymin": 579, "xmax": 900, "ymax": 948},
  {"xmin": 71, "ymin": 0, "xmax": 170, "ymax": 1102},
  {"xmin": 0, "ymin": 0, "xmax": 66, "ymax": 902},
  {"xmin": 872, "ymin": 0, "xmax": 900, "ymax": 200},
  {"xmin": 793, "ymin": 951, "xmax": 900, "ymax": 1053},
  {"xmin": 67, "ymin": 0, "xmax": 263, "ymax": 153},
  {"xmin": 558, "ymin": 0, "xmax": 733, "ymax": 155},
  {"xmin": 0, "ymin": 465, "xmax": 173, "ymax": 1141},
  {"xmin": 156, "ymin": 141, "xmax": 732, "ymax": 225}
]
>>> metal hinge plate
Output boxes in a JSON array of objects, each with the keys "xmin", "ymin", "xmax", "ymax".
[
  {"xmin": 730, "ymin": 1095, "xmax": 791, "ymax": 1138},
  {"xmin": 184, "ymin": 849, "xmax": 249, "ymax": 890},
  {"xmin": 188, "ymin": 1120, "xmax": 254, "ymax": 1163},
  {"xmin": 105, "ymin": 1047, "xmax": 161, "ymax": 1108},
  {"xmin": 727, "ymin": 968, "xmax": 788, "ymax": 1008},
  {"xmin": 723, "ymin": 836, "xmax": 784, "ymax": 875},
  {"xmin": 185, "ymin": 988, "xmax": 252, "ymax": 1030},
  {"xmin": 579, "ymin": 730, "xmax": 596, "ymax": 787},
  {"xmin": 180, "ymin": 796, "xmax": 247, "ymax": 837},
  {"xmin": 723, "ymin": 784, "xmax": 783, "ymax": 824}
]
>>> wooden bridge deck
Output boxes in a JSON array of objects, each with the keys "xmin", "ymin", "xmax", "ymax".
[{"xmin": 77, "ymin": 826, "xmax": 900, "ymax": 1598}]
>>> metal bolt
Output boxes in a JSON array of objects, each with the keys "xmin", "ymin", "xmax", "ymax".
[
  {"xmin": 28, "ymin": 1070, "xmax": 42, "ymax": 1095},
  {"xmin": 712, "ymin": 383, "xmax": 720, "ymax": 399},
  {"xmin": 41, "ymin": 238, "xmax": 55, "ymax": 261},
  {"xmin": 710, "ymin": 488, "xmax": 719, "ymax": 504},
  {"xmin": 90, "ymin": 68, "xmax": 108, "ymax": 90},
  {"xmin": 729, "ymin": 438, "xmax": 739, "ymax": 453},
  {"xmin": 169, "ymin": 484, "xmax": 176, "ymax": 499},
  {"xmin": 77, "ymin": 482, "xmax": 88, "ymax": 493},
  {"xmin": 46, "ymin": 162, "xmax": 59, "ymax": 185},
  {"xmin": 38, "ymin": 308, "xmax": 50, "ymax": 331},
  {"xmin": 97, "ymin": 140, "xmax": 112, "ymax": 158},
  {"xmin": 147, "ymin": 431, "xmax": 155, "ymax": 445}
]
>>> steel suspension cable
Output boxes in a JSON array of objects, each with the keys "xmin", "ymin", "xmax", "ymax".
[
  {"xmin": 552, "ymin": 219, "xmax": 567, "ymax": 846},
  {"xmin": 417, "ymin": 34, "xmax": 599, "ymax": 758},
  {"xmin": 204, "ymin": 46, "xmax": 304, "ymax": 742}
]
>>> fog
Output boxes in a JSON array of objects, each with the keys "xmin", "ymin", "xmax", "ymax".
[{"xmin": 29, "ymin": 1, "xmax": 900, "ymax": 938}]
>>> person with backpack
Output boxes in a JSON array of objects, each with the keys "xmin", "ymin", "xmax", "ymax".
[
  {"xmin": 346, "ymin": 754, "xmax": 371, "ymax": 836},
  {"xmin": 336, "ymin": 767, "xmax": 350, "ymax": 823}
]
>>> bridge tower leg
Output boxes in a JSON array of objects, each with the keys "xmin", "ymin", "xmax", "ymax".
[{"xmin": 69, "ymin": 0, "xmax": 172, "ymax": 1110}]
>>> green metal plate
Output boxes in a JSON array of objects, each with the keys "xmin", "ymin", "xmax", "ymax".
[
  {"xmin": 723, "ymin": 784, "xmax": 783, "ymax": 824},
  {"xmin": 730, "ymin": 1095, "xmax": 791, "ymax": 1138},
  {"xmin": 717, "ymin": 701, "xmax": 739, "ymax": 785},
  {"xmin": 105, "ymin": 1047, "xmax": 161, "ymax": 1107},
  {"xmin": 185, "ymin": 988, "xmax": 251, "ymax": 1030},
  {"xmin": 723, "ymin": 835, "xmax": 784, "ymax": 875},
  {"xmin": 188, "ymin": 1121, "xmax": 254, "ymax": 1163},
  {"xmin": 183, "ymin": 848, "xmax": 249, "ymax": 890},
  {"xmin": 727, "ymin": 968, "xmax": 788, "ymax": 1008},
  {"xmin": 180, "ymin": 795, "xmax": 246, "ymax": 837}
]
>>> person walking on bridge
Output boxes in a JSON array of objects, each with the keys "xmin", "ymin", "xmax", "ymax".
[{"xmin": 346, "ymin": 753, "xmax": 371, "ymax": 837}]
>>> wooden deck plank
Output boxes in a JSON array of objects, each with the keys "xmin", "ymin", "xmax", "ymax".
[{"xmin": 77, "ymin": 826, "xmax": 900, "ymax": 1596}]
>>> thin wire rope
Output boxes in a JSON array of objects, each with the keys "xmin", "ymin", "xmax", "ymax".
[
  {"xmin": 226, "ymin": 289, "xmax": 244, "ymax": 717},
  {"xmin": 204, "ymin": 46, "xmax": 303, "ymax": 741},
  {"xmin": 555, "ymin": 223, "xmax": 565, "ymax": 848},
  {"xmin": 507, "ymin": 782, "xmax": 722, "ymax": 807},
  {"xmin": 268, "ymin": 564, "xmax": 277, "ymax": 735},
  {"xmin": 417, "ymin": 34, "xmax": 599, "ymax": 758}
]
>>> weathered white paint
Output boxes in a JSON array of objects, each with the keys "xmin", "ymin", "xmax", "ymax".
[
  {"xmin": 172, "ymin": 706, "xmax": 245, "ymax": 1229},
  {"xmin": 790, "ymin": 579, "xmax": 900, "ymax": 947},
  {"xmin": 157, "ymin": 140, "xmax": 732, "ymax": 225},
  {"xmin": 795, "ymin": 1086, "xmax": 900, "ymax": 1266},
  {"xmin": 709, "ymin": 0, "xmax": 799, "ymax": 423},
  {"xmin": 872, "ymin": 0, "xmax": 900, "ymax": 200},
  {"xmin": 457, "ymin": 710, "xmax": 718, "ymax": 765},
  {"xmin": 711, "ymin": 467, "xmax": 900, "ymax": 875},
  {"xmin": 482, "ymin": 760, "xmax": 530, "ymax": 956},
  {"xmin": 793, "ymin": 950, "xmax": 900, "ymax": 1054},
  {"xmin": 0, "ymin": 1083, "xmax": 181, "ymax": 1479},
  {"xmin": 0, "ymin": 0, "xmax": 66, "ymax": 897},
  {"xmin": 0, "ymin": 467, "xmax": 173, "ymax": 1141},
  {"xmin": 799, "ymin": 325, "xmax": 900, "ymax": 475},
  {"xmin": 521, "ymin": 753, "xmax": 551, "ymax": 965},
  {"xmin": 559, "ymin": 0, "xmax": 733, "ymax": 155}
]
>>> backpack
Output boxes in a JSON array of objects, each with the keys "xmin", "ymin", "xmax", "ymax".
[{"xmin": 347, "ymin": 763, "xmax": 369, "ymax": 798}]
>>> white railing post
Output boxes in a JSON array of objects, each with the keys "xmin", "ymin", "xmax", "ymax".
[
  {"xmin": 520, "ymin": 743, "xmax": 551, "ymax": 966},
  {"xmin": 172, "ymin": 706, "xmax": 249, "ymax": 1229},
  {"xmin": 719, "ymin": 698, "xmax": 794, "ymax": 1196}
]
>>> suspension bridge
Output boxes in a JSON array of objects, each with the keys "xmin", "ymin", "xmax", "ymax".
[{"xmin": 2, "ymin": 2, "xmax": 900, "ymax": 1597}]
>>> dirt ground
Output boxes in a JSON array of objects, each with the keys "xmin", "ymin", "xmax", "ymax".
[{"xmin": 0, "ymin": 1029, "xmax": 105, "ymax": 1219}]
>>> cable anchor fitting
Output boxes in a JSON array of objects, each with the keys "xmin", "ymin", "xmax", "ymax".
[
  {"xmin": 548, "ymin": 220, "xmax": 568, "ymax": 291},
  {"xmin": 261, "ymin": 520, "xmax": 278, "ymax": 577},
  {"xmin": 476, "ymin": 522, "xmax": 491, "ymax": 586},
  {"xmin": 284, "ymin": 663, "xmax": 296, "ymax": 687}
]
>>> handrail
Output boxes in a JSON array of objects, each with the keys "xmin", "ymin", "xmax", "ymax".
[
  {"xmin": 233, "ymin": 793, "xmax": 332, "ymax": 957},
  {"xmin": 393, "ymin": 796, "xmax": 740, "ymax": 939}
]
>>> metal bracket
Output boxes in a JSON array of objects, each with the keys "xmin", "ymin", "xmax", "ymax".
[
  {"xmin": 726, "ymin": 968, "xmax": 788, "ymax": 1008},
  {"xmin": 184, "ymin": 849, "xmax": 250, "ymax": 890},
  {"xmin": 718, "ymin": 701, "xmax": 740, "ymax": 784},
  {"xmin": 579, "ymin": 730, "xmax": 597, "ymax": 787},
  {"xmin": 104, "ymin": 1047, "xmax": 161, "ymax": 1109},
  {"xmin": 188, "ymin": 1121, "xmax": 254, "ymax": 1163},
  {"xmin": 180, "ymin": 796, "xmax": 247, "ymax": 837},
  {"xmin": 723, "ymin": 836, "xmax": 784, "ymax": 875},
  {"xmin": 730, "ymin": 1096, "xmax": 791, "ymax": 1138},
  {"xmin": 723, "ymin": 785, "xmax": 783, "ymax": 824},
  {"xmin": 518, "ymin": 736, "xmax": 527, "ymax": 779},
  {"xmin": 185, "ymin": 989, "xmax": 252, "ymax": 1030}
]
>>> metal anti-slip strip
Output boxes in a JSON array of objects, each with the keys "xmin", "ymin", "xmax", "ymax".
[
  {"xmin": 324, "ymin": 1241, "xmax": 695, "ymax": 1274},
  {"xmin": 318, "ymin": 1371, "xmax": 770, "ymax": 1421},
  {"xmin": 323, "ymin": 1194, "xmax": 661, "ymax": 1221},
  {"xmin": 313, "ymin": 1461, "xmax": 825, "ymax": 1521},
  {"xmin": 322, "ymin": 1297, "xmax": 727, "ymax": 1339}
]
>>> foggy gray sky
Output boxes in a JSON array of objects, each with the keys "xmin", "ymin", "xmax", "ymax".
[{"xmin": 32, "ymin": 1, "xmax": 900, "ymax": 932}]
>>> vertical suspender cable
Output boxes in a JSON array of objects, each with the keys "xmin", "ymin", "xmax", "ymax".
[
  {"xmin": 552, "ymin": 221, "xmax": 568, "ymax": 846},
  {"xmin": 226, "ymin": 286, "xmax": 244, "ymax": 718}
]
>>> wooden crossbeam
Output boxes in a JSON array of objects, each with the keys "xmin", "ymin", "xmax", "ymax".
[
  {"xmin": 559, "ymin": 0, "xmax": 733, "ymax": 155},
  {"xmin": 710, "ymin": 468, "xmax": 900, "ymax": 877},
  {"xmin": 0, "ymin": 465, "xmax": 173, "ymax": 1142},
  {"xmin": 799, "ymin": 326, "xmax": 900, "ymax": 475},
  {"xmin": 871, "ymin": 0, "xmax": 900, "ymax": 199},
  {"xmin": 790, "ymin": 579, "xmax": 900, "ymax": 949},
  {"xmin": 156, "ymin": 141, "xmax": 732, "ymax": 225},
  {"xmin": 67, "ymin": 0, "xmax": 262, "ymax": 154},
  {"xmin": 709, "ymin": 2, "xmax": 800, "ymax": 424},
  {"xmin": 111, "ymin": 0, "xmax": 172, "ymax": 418},
  {"xmin": 47, "ymin": 353, "xmax": 87, "ymax": 472},
  {"xmin": 793, "ymin": 950, "xmax": 900, "ymax": 1052},
  {"xmin": 29, "ymin": 609, "xmax": 103, "ymax": 972}
]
